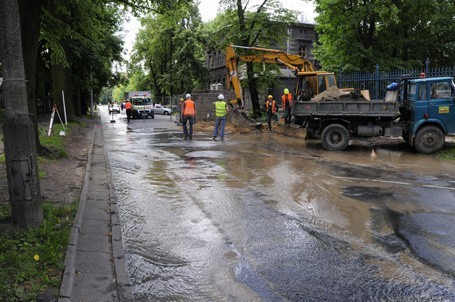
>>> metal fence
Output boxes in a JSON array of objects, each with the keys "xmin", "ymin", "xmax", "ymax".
[{"xmin": 337, "ymin": 60, "xmax": 455, "ymax": 100}]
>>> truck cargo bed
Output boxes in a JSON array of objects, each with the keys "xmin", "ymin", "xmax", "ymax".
[{"xmin": 293, "ymin": 100, "xmax": 399, "ymax": 117}]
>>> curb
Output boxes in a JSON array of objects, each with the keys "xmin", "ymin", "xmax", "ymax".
[
  {"xmin": 58, "ymin": 123, "xmax": 95, "ymax": 300},
  {"xmin": 101, "ymin": 121, "xmax": 135, "ymax": 301},
  {"xmin": 58, "ymin": 119, "xmax": 134, "ymax": 301}
]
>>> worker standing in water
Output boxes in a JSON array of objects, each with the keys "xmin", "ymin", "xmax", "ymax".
[
  {"xmin": 265, "ymin": 95, "xmax": 278, "ymax": 131},
  {"xmin": 182, "ymin": 94, "xmax": 196, "ymax": 140},
  {"xmin": 125, "ymin": 99, "xmax": 132, "ymax": 123},
  {"xmin": 213, "ymin": 94, "xmax": 229, "ymax": 140},
  {"xmin": 282, "ymin": 88, "xmax": 293, "ymax": 126}
]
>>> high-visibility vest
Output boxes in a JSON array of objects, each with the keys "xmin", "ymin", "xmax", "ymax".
[
  {"xmin": 125, "ymin": 101, "xmax": 132, "ymax": 109},
  {"xmin": 281, "ymin": 93, "xmax": 293, "ymax": 110},
  {"xmin": 266, "ymin": 100, "xmax": 277, "ymax": 113},
  {"xmin": 214, "ymin": 101, "xmax": 227, "ymax": 117},
  {"xmin": 183, "ymin": 99, "xmax": 195, "ymax": 116}
]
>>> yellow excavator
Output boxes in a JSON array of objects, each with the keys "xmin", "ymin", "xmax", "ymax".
[{"xmin": 225, "ymin": 44, "xmax": 338, "ymax": 127}]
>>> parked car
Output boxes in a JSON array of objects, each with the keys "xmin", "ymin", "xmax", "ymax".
[
  {"xmin": 109, "ymin": 102, "xmax": 120, "ymax": 113},
  {"xmin": 153, "ymin": 104, "xmax": 172, "ymax": 115}
]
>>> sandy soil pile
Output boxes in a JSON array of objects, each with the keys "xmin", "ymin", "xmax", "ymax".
[
  {"xmin": 195, "ymin": 118, "xmax": 307, "ymax": 138},
  {"xmin": 312, "ymin": 86, "xmax": 346, "ymax": 102},
  {"xmin": 312, "ymin": 87, "xmax": 367, "ymax": 102}
]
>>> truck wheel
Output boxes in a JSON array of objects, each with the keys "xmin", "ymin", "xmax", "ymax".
[
  {"xmin": 321, "ymin": 124, "xmax": 350, "ymax": 151},
  {"xmin": 414, "ymin": 125, "xmax": 445, "ymax": 154}
]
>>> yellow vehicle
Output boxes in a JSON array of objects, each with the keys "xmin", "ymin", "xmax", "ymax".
[{"xmin": 225, "ymin": 44, "xmax": 338, "ymax": 109}]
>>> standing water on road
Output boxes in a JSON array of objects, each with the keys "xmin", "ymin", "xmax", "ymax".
[{"xmin": 101, "ymin": 108, "xmax": 455, "ymax": 301}]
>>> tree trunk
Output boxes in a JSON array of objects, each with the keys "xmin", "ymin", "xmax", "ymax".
[
  {"xmin": 236, "ymin": 0, "xmax": 261, "ymax": 115},
  {"xmin": 73, "ymin": 80, "xmax": 81, "ymax": 117},
  {"xmin": 0, "ymin": 0, "xmax": 43, "ymax": 228},
  {"xmin": 52, "ymin": 60, "xmax": 76, "ymax": 122},
  {"xmin": 19, "ymin": 0, "xmax": 45, "ymax": 155},
  {"xmin": 246, "ymin": 62, "xmax": 261, "ymax": 115}
]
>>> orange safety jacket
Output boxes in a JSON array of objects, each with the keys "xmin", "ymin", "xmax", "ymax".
[
  {"xmin": 281, "ymin": 93, "xmax": 293, "ymax": 110},
  {"xmin": 183, "ymin": 99, "xmax": 196, "ymax": 116},
  {"xmin": 266, "ymin": 100, "xmax": 277, "ymax": 113},
  {"xmin": 125, "ymin": 101, "xmax": 132, "ymax": 109}
]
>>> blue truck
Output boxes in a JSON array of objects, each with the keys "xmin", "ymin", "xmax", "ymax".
[{"xmin": 293, "ymin": 75, "xmax": 455, "ymax": 154}]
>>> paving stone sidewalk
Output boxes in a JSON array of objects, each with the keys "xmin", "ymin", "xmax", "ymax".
[{"xmin": 59, "ymin": 121, "xmax": 134, "ymax": 301}]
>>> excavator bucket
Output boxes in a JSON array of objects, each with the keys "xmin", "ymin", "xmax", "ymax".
[{"xmin": 230, "ymin": 108, "xmax": 262, "ymax": 128}]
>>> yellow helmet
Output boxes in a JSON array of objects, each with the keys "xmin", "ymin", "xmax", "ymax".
[
  {"xmin": 284, "ymin": 88, "xmax": 289, "ymax": 94},
  {"xmin": 268, "ymin": 95, "xmax": 273, "ymax": 99}
]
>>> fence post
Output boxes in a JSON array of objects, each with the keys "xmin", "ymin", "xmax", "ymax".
[
  {"xmin": 425, "ymin": 57, "xmax": 430, "ymax": 76},
  {"xmin": 374, "ymin": 63, "xmax": 380, "ymax": 100}
]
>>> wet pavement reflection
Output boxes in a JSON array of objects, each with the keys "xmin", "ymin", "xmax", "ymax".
[{"xmin": 101, "ymin": 108, "xmax": 455, "ymax": 301}]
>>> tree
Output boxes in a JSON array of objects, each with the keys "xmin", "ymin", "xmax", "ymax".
[
  {"xmin": 131, "ymin": 2, "xmax": 207, "ymax": 100},
  {"xmin": 207, "ymin": 0, "xmax": 295, "ymax": 115},
  {"xmin": 313, "ymin": 0, "xmax": 455, "ymax": 71},
  {"xmin": 0, "ymin": 0, "xmax": 43, "ymax": 228},
  {"xmin": 1, "ymin": 0, "xmax": 182, "ymax": 228}
]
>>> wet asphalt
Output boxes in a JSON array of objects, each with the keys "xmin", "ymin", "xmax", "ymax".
[{"xmin": 102, "ymin": 107, "xmax": 455, "ymax": 301}]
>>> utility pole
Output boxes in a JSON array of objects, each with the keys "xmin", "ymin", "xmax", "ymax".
[{"xmin": 0, "ymin": 0, "xmax": 43, "ymax": 227}]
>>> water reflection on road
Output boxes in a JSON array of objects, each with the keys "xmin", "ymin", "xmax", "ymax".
[{"xmin": 102, "ymin": 109, "xmax": 455, "ymax": 301}]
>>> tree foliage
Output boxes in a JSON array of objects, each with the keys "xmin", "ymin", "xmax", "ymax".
[
  {"xmin": 40, "ymin": 0, "xmax": 124, "ymax": 119},
  {"xmin": 204, "ymin": 0, "xmax": 296, "ymax": 114},
  {"xmin": 314, "ymin": 0, "xmax": 455, "ymax": 72},
  {"xmin": 130, "ymin": 2, "xmax": 207, "ymax": 100}
]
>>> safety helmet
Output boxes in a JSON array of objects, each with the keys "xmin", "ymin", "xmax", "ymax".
[
  {"xmin": 186, "ymin": 93, "xmax": 191, "ymax": 98},
  {"xmin": 179, "ymin": 97, "xmax": 184, "ymax": 101},
  {"xmin": 284, "ymin": 88, "xmax": 289, "ymax": 94},
  {"xmin": 268, "ymin": 95, "xmax": 273, "ymax": 99},
  {"xmin": 218, "ymin": 94, "xmax": 225, "ymax": 100}
]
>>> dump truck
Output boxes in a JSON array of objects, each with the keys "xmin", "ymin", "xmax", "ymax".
[{"xmin": 293, "ymin": 75, "xmax": 455, "ymax": 154}]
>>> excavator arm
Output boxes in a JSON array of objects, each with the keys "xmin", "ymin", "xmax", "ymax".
[{"xmin": 225, "ymin": 44, "xmax": 317, "ymax": 106}]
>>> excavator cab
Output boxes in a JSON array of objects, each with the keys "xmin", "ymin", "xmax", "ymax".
[{"xmin": 296, "ymin": 72, "xmax": 337, "ymax": 97}]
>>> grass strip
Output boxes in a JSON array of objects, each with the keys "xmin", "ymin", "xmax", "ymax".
[{"xmin": 0, "ymin": 201, "xmax": 78, "ymax": 301}]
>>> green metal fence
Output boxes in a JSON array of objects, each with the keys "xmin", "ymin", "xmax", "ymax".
[{"xmin": 337, "ymin": 60, "xmax": 455, "ymax": 100}]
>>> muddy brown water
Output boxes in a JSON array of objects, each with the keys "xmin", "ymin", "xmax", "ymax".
[{"xmin": 102, "ymin": 108, "xmax": 455, "ymax": 301}]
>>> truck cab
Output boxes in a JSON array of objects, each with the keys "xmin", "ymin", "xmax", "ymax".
[
  {"xmin": 403, "ymin": 77, "xmax": 455, "ymax": 153},
  {"xmin": 131, "ymin": 96, "xmax": 154, "ymax": 119}
]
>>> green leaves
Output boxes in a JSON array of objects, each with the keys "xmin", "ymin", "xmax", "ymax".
[
  {"xmin": 314, "ymin": 0, "xmax": 455, "ymax": 71},
  {"xmin": 131, "ymin": 2, "xmax": 207, "ymax": 97}
]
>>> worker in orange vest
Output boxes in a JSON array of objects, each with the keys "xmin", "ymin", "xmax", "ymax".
[
  {"xmin": 282, "ymin": 88, "xmax": 293, "ymax": 125},
  {"xmin": 265, "ymin": 95, "xmax": 278, "ymax": 131},
  {"xmin": 125, "ymin": 99, "xmax": 132, "ymax": 123},
  {"xmin": 182, "ymin": 93, "xmax": 196, "ymax": 140}
]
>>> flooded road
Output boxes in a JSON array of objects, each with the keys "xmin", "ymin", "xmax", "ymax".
[{"xmin": 101, "ymin": 108, "xmax": 455, "ymax": 301}]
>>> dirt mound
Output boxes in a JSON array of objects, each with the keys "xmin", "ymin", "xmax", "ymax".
[
  {"xmin": 312, "ymin": 86, "xmax": 347, "ymax": 102},
  {"xmin": 312, "ymin": 87, "xmax": 367, "ymax": 102},
  {"xmin": 195, "ymin": 118, "xmax": 306, "ymax": 137}
]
